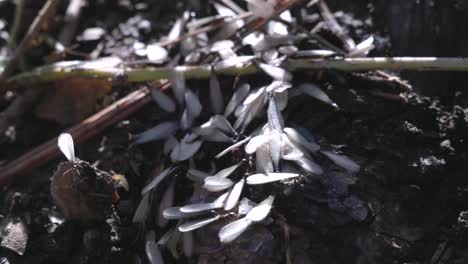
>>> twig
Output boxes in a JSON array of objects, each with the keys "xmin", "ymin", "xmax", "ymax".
[
  {"xmin": 1, "ymin": 0, "xmax": 61, "ymax": 78},
  {"xmin": 7, "ymin": 0, "xmax": 25, "ymax": 52},
  {"xmin": 9, "ymin": 57, "xmax": 468, "ymax": 86},
  {"xmin": 0, "ymin": 82, "xmax": 169, "ymax": 186}
]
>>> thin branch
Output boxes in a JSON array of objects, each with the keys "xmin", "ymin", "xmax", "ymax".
[
  {"xmin": 0, "ymin": 82, "xmax": 168, "ymax": 186},
  {"xmin": 1, "ymin": 0, "xmax": 61, "ymax": 78},
  {"xmin": 7, "ymin": 0, "xmax": 25, "ymax": 52},
  {"xmin": 9, "ymin": 57, "xmax": 468, "ymax": 86}
]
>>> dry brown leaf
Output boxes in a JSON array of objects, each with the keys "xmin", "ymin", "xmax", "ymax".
[{"xmin": 36, "ymin": 78, "xmax": 111, "ymax": 125}]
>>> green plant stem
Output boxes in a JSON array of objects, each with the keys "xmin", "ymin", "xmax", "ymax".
[
  {"xmin": 7, "ymin": 0, "xmax": 25, "ymax": 52},
  {"xmin": 9, "ymin": 57, "xmax": 468, "ymax": 86}
]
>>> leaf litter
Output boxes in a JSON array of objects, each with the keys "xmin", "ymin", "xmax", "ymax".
[{"xmin": 7, "ymin": 1, "xmax": 443, "ymax": 263}]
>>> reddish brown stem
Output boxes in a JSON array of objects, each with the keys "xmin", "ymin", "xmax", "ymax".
[{"xmin": 0, "ymin": 81, "xmax": 169, "ymax": 186}]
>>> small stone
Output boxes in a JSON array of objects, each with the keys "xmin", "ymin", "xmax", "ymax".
[{"xmin": 0, "ymin": 217, "xmax": 28, "ymax": 255}]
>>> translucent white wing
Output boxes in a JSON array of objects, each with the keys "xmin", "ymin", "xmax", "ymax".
[
  {"xmin": 185, "ymin": 89, "xmax": 202, "ymax": 118},
  {"xmin": 356, "ymin": 36, "xmax": 374, "ymax": 50},
  {"xmin": 141, "ymin": 167, "xmax": 176, "ymax": 194},
  {"xmin": 170, "ymin": 140, "xmax": 202, "ymax": 162},
  {"xmin": 132, "ymin": 192, "xmax": 150, "ymax": 223},
  {"xmin": 265, "ymin": 81, "xmax": 292, "ymax": 93},
  {"xmin": 321, "ymin": 150, "xmax": 360, "ymax": 173},
  {"xmin": 180, "ymin": 192, "xmax": 227, "ymax": 213},
  {"xmin": 169, "ymin": 70, "xmax": 186, "ymax": 105},
  {"xmin": 245, "ymin": 195, "xmax": 274, "ymax": 222},
  {"xmin": 180, "ymin": 109, "xmax": 194, "ymax": 130},
  {"xmin": 268, "ymin": 130, "xmax": 282, "ymax": 170},
  {"xmin": 167, "ymin": 16, "xmax": 185, "ymax": 42},
  {"xmin": 147, "ymin": 44, "xmax": 168, "ymax": 62},
  {"xmin": 213, "ymin": 191, "xmax": 230, "ymax": 206},
  {"xmin": 215, "ymin": 136, "xmax": 251, "ymax": 159},
  {"xmin": 274, "ymin": 90, "xmax": 288, "ymax": 110},
  {"xmin": 246, "ymin": 173, "xmax": 299, "ymax": 185},
  {"xmin": 253, "ymin": 34, "xmax": 301, "ymax": 52},
  {"xmin": 182, "ymin": 232, "xmax": 194, "ymax": 257},
  {"xmin": 150, "ymin": 88, "xmax": 176, "ymax": 112},
  {"xmin": 214, "ymin": 162, "xmax": 242, "ymax": 178},
  {"xmin": 145, "ymin": 231, "xmax": 164, "ymax": 264},
  {"xmin": 193, "ymin": 122, "xmax": 215, "ymax": 137},
  {"xmin": 157, "ymin": 179, "xmax": 175, "ymax": 228},
  {"xmin": 209, "ymin": 40, "xmax": 235, "ymax": 53},
  {"xmin": 267, "ymin": 97, "xmax": 283, "ymax": 131},
  {"xmin": 135, "ymin": 121, "xmax": 179, "ymax": 145},
  {"xmin": 210, "ymin": 71, "xmax": 224, "ymax": 114},
  {"xmin": 203, "ymin": 177, "xmax": 235, "ymax": 192},
  {"xmin": 258, "ymin": 63, "xmax": 292, "ymax": 82},
  {"xmin": 167, "ymin": 222, "xmax": 182, "ymax": 258},
  {"xmin": 294, "ymin": 156, "xmax": 323, "ymax": 175},
  {"xmin": 238, "ymin": 198, "xmax": 256, "ymax": 215},
  {"xmin": 157, "ymin": 228, "xmax": 175, "ymax": 246},
  {"xmin": 224, "ymin": 83, "xmax": 250, "ymax": 117},
  {"xmin": 163, "ymin": 207, "xmax": 201, "ymax": 220},
  {"xmin": 201, "ymin": 129, "xmax": 232, "ymax": 143},
  {"xmin": 163, "ymin": 136, "xmax": 178, "ymax": 155},
  {"xmin": 243, "ymin": 87, "xmax": 265, "ymax": 106},
  {"xmin": 348, "ymin": 36, "xmax": 374, "ymax": 57},
  {"xmin": 180, "ymin": 202, "xmax": 221, "ymax": 213},
  {"xmin": 278, "ymin": 45, "xmax": 298, "ymax": 55},
  {"xmin": 245, "ymin": 173, "xmax": 267, "ymax": 185},
  {"xmin": 224, "ymin": 179, "xmax": 245, "ymax": 210},
  {"xmin": 256, "ymin": 144, "xmax": 274, "ymax": 173},
  {"xmin": 245, "ymin": 135, "xmax": 269, "ymax": 154},
  {"xmin": 187, "ymin": 169, "xmax": 210, "ymax": 182},
  {"xmin": 283, "ymin": 127, "xmax": 320, "ymax": 153},
  {"xmin": 295, "ymin": 49, "xmax": 336, "ymax": 57},
  {"xmin": 218, "ymin": 217, "xmax": 253, "ymax": 243},
  {"xmin": 58, "ymin": 133, "xmax": 76, "ymax": 162},
  {"xmin": 211, "ymin": 115, "xmax": 236, "ymax": 135},
  {"xmin": 214, "ymin": 56, "xmax": 255, "ymax": 71},
  {"xmin": 298, "ymin": 83, "xmax": 338, "ymax": 108},
  {"xmin": 179, "ymin": 215, "xmax": 222, "ymax": 232},
  {"xmin": 281, "ymin": 133, "xmax": 304, "ymax": 160},
  {"xmin": 245, "ymin": 0, "xmax": 277, "ymax": 18}
]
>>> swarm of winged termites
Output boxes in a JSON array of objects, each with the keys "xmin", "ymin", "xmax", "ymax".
[
  {"xmin": 133, "ymin": 66, "xmax": 362, "ymax": 258},
  {"xmin": 129, "ymin": 2, "xmax": 372, "ymax": 260}
]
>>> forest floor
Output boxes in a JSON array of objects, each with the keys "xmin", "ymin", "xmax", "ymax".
[{"xmin": 0, "ymin": 1, "xmax": 467, "ymax": 264}]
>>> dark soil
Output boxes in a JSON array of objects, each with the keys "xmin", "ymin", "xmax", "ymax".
[{"xmin": 0, "ymin": 1, "xmax": 468, "ymax": 264}]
